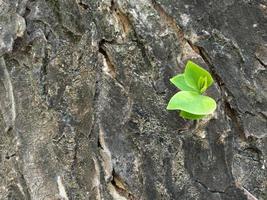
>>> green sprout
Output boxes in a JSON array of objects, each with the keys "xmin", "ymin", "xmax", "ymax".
[{"xmin": 167, "ymin": 60, "xmax": 217, "ymax": 120}]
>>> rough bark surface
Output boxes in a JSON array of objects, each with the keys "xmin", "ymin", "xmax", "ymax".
[{"xmin": 0, "ymin": 0, "xmax": 266, "ymax": 199}]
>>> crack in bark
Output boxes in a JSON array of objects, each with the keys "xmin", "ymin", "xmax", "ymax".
[
  {"xmin": 241, "ymin": 146, "xmax": 263, "ymax": 163},
  {"xmin": 5, "ymin": 153, "xmax": 16, "ymax": 160},
  {"xmin": 98, "ymin": 39, "xmax": 116, "ymax": 78},
  {"xmin": 97, "ymin": 131, "xmax": 104, "ymax": 150},
  {"xmin": 110, "ymin": 169, "xmax": 137, "ymax": 200},
  {"xmin": 0, "ymin": 57, "xmax": 16, "ymax": 131},
  {"xmin": 110, "ymin": 0, "xmax": 132, "ymax": 37},
  {"xmin": 98, "ymin": 126, "xmax": 113, "ymax": 182},
  {"xmin": 5, "ymin": 126, "xmax": 13, "ymax": 134},
  {"xmin": 195, "ymin": 179, "xmax": 225, "ymax": 194},
  {"xmin": 110, "ymin": 0, "xmax": 154, "ymax": 77},
  {"xmin": 195, "ymin": 47, "xmax": 246, "ymax": 140},
  {"xmin": 77, "ymin": 1, "xmax": 90, "ymax": 10},
  {"xmin": 18, "ymin": 171, "xmax": 31, "ymax": 200},
  {"xmin": 98, "ymin": 39, "xmax": 126, "ymax": 91},
  {"xmin": 40, "ymin": 48, "xmax": 49, "ymax": 99},
  {"xmin": 151, "ymin": 0, "xmax": 204, "ymax": 65},
  {"xmin": 70, "ymin": 133, "xmax": 79, "ymax": 185},
  {"xmin": 255, "ymin": 56, "xmax": 267, "ymax": 68},
  {"xmin": 224, "ymin": 100, "xmax": 246, "ymax": 140},
  {"xmin": 97, "ymin": 123, "xmax": 136, "ymax": 199},
  {"xmin": 195, "ymin": 46, "xmax": 225, "ymax": 87},
  {"xmin": 98, "ymin": 127, "xmax": 133, "ymax": 199},
  {"xmin": 151, "ymin": 0, "xmax": 185, "ymax": 44}
]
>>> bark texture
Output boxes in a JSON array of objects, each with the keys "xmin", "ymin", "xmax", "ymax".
[{"xmin": 0, "ymin": 0, "xmax": 266, "ymax": 199}]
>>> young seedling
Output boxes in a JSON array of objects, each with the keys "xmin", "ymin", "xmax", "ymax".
[{"xmin": 167, "ymin": 61, "xmax": 217, "ymax": 120}]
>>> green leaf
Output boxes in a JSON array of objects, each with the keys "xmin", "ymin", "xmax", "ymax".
[
  {"xmin": 184, "ymin": 61, "xmax": 214, "ymax": 92},
  {"xmin": 170, "ymin": 74, "xmax": 197, "ymax": 92},
  {"xmin": 166, "ymin": 91, "xmax": 217, "ymax": 115},
  {"xmin": 179, "ymin": 111, "xmax": 205, "ymax": 120},
  {"xmin": 198, "ymin": 76, "xmax": 208, "ymax": 93}
]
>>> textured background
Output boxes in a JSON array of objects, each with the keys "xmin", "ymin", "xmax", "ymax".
[{"xmin": 0, "ymin": 0, "xmax": 266, "ymax": 199}]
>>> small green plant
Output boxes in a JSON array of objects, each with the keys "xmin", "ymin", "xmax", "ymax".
[{"xmin": 167, "ymin": 60, "xmax": 217, "ymax": 120}]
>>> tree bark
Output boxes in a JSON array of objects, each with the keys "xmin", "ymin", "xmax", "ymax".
[{"xmin": 0, "ymin": 0, "xmax": 266, "ymax": 199}]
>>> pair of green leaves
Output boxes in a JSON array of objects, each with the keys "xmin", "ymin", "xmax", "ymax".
[{"xmin": 167, "ymin": 61, "xmax": 217, "ymax": 120}]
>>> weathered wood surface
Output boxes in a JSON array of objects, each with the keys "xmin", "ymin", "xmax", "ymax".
[{"xmin": 0, "ymin": 0, "xmax": 266, "ymax": 199}]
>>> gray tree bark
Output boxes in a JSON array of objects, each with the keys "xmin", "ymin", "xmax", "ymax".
[{"xmin": 0, "ymin": 0, "xmax": 266, "ymax": 199}]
